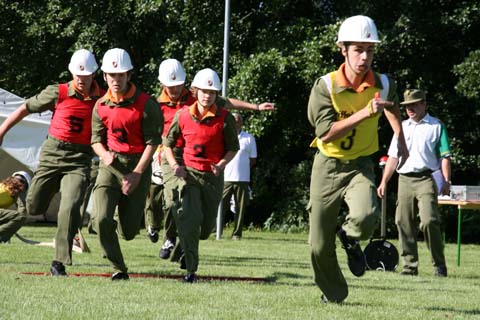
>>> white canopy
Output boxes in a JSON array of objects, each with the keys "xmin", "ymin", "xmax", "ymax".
[
  {"xmin": 0, "ymin": 88, "xmax": 52, "ymax": 171},
  {"xmin": 0, "ymin": 88, "xmax": 61, "ymax": 221}
]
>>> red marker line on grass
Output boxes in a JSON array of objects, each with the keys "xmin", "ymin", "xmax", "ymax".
[{"xmin": 20, "ymin": 271, "xmax": 272, "ymax": 283}]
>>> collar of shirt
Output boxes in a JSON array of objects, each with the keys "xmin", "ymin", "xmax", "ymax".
[
  {"xmin": 335, "ymin": 63, "xmax": 376, "ymax": 93},
  {"xmin": 188, "ymin": 101, "xmax": 217, "ymax": 121},
  {"xmin": 158, "ymin": 87, "xmax": 190, "ymax": 106},
  {"xmin": 103, "ymin": 82, "xmax": 136, "ymax": 105},
  {"xmin": 69, "ymin": 80, "xmax": 101, "ymax": 100},
  {"xmin": 406, "ymin": 113, "xmax": 433, "ymax": 126}
]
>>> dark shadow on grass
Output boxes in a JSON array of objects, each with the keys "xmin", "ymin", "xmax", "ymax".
[
  {"xmin": 201, "ymin": 254, "xmax": 311, "ymax": 269},
  {"xmin": 23, "ymin": 221, "xmax": 57, "ymax": 227},
  {"xmin": 270, "ymin": 271, "xmax": 311, "ymax": 281},
  {"xmin": 448, "ymin": 274, "xmax": 480, "ymax": 280},
  {"xmin": 421, "ymin": 306, "xmax": 480, "ymax": 316},
  {"xmin": 236, "ymin": 236, "xmax": 307, "ymax": 244}
]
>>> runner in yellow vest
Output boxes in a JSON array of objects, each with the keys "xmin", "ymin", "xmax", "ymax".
[{"xmin": 307, "ymin": 15, "xmax": 409, "ymax": 303}]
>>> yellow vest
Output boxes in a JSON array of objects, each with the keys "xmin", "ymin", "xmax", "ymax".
[
  {"xmin": 313, "ymin": 71, "xmax": 388, "ymax": 160},
  {"xmin": 0, "ymin": 184, "xmax": 15, "ymax": 209}
]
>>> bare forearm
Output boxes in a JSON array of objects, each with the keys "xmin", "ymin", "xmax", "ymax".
[
  {"xmin": 321, "ymin": 108, "xmax": 370, "ymax": 143},
  {"xmin": 0, "ymin": 104, "xmax": 30, "ymax": 139},
  {"xmin": 217, "ymin": 151, "xmax": 237, "ymax": 170},
  {"xmin": 441, "ymin": 157, "xmax": 451, "ymax": 182},
  {"xmin": 381, "ymin": 157, "xmax": 398, "ymax": 185},
  {"xmin": 384, "ymin": 106, "xmax": 403, "ymax": 136},
  {"xmin": 133, "ymin": 144, "xmax": 157, "ymax": 174},
  {"xmin": 225, "ymin": 98, "xmax": 275, "ymax": 111},
  {"xmin": 163, "ymin": 147, "xmax": 177, "ymax": 168},
  {"xmin": 91, "ymin": 142, "xmax": 109, "ymax": 159}
]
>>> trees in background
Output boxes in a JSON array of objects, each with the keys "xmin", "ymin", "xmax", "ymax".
[{"xmin": 1, "ymin": 0, "xmax": 479, "ymax": 240}]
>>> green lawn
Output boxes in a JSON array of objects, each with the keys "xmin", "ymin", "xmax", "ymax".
[{"xmin": 1, "ymin": 224, "xmax": 479, "ymax": 319}]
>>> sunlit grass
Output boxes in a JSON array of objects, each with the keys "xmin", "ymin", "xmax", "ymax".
[{"xmin": 1, "ymin": 224, "xmax": 479, "ymax": 319}]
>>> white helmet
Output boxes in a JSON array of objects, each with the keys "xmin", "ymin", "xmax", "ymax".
[
  {"xmin": 336, "ymin": 15, "xmax": 380, "ymax": 47},
  {"xmin": 101, "ymin": 48, "xmax": 133, "ymax": 73},
  {"xmin": 158, "ymin": 59, "xmax": 186, "ymax": 86},
  {"xmin": 12, "ymin": 171, "xmax": 32, "ymax": 189},
  {"xmin": 191, "ymin": 68, "xmax": 221, "ymax": 91},
  {"xmin": 68, "ymin": 49, "xmax": 98, "ymax": 76}
]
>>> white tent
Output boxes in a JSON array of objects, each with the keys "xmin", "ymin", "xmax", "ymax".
[
  {"xmin": 0, "ymin": 88, "xmax": 52, "ymax": 170},
  {"xmin": 0, "ymin": 88, "xmax": 60, "ymax": 221}
]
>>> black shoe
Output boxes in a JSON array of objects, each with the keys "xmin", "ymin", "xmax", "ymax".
[
  {"xmin": 50, "ymin": 261, "xmax": 67, "ymax": 276},
  {"xmin": 400, "ymin": 268, "xmax": 418, "ymax": 276},
  {"xmin": 147, "ymin": 226, "xmax": 159, "ymax": 243},
  {"xmin": 434, "ymin": 265, "xmax": 447, "ymax": 277},
  {"xmin": 337, "ymin": 228, "xmax": 366, "ymax": 277},
  {"xmin": 111, "ymin": 272, "xmax": 129, "ymax": 281},
  {"xmin": 159, "ymin": 238, "xmax": 175, "ymax": 259},
  {"xmin": 183, "ymin": 273, "xmax": 197, "ymax": 283},
  {"xmin": 179, "ymin": 253, "xmax": 187, "ymax": 270}
]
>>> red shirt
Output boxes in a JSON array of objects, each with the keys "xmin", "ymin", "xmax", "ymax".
[
  {"xmin": 48, "ymin": 83, "xmax": 97, "ymax": 145},
  {"xmin": 158, "ymin": 89, "xmax": 195, "ymax": 150},
  {"xmin": 96, "ymin": 92, "xmax": 150, "ymax": 154},
  {"xmin": 178, "ymin": 102, "xmax": 228, "ymax": 171}
]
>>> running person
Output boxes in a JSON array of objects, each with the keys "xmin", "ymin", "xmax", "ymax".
[
  {"xmin": 149, "ymin": 59, "xmax": 274, "ymax": 261},
  {"xmin": 307, "ymin": 16, "xmax": 408, "ymax": 303},
  {"xmin": 164, "ymin": 68, "xmax": 239, "ymax": 282},
  {"xmin": 0, "ymin": 49, "xmax": 102, "ymax": 275},
  {"xmin": 91, "ymin": 48, "xmax": 163, "ymax": 280}
]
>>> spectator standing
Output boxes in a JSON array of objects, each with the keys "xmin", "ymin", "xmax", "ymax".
[
  {"xmin": 221, "ymin": 113, "xmax": 257, "ymax": 240},
  {"xmin": 377, "ymin": 89, "xmax": 450, "ymax": 277}
]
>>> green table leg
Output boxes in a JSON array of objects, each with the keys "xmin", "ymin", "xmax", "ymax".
[{"xmin": 457, "ymin": 208, "xmax": 462, "ymax": 267}]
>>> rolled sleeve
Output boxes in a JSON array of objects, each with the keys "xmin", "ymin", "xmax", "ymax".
[
  {"xmin": 307, "ymin": 78, "xmax": 336, "ymax": 139},
  {"xmin": 91, "ymin": 104, "xmax": 106, "ymax": 145},
  {"xmin": 223, "ymin": 112, "xmax": 240, "ymax": 152},
  {"xmin": 164, "ymin": 111, "xmax": 181, "ymax": 148},
  {"xmin": 142, "ymin": 98, "xmax": 163, "ymax": 146},
  {"xmin": 385, "ymin": 75, "xmax": 400, "ymax": 108},
  {"xmin": 25, "ymin": 84, "xmax": 59, "ymax": 113}
]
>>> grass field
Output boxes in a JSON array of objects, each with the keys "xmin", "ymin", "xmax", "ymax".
[{"xmin": 1, "ymin": 224, "xmax": 479, "ymax": 320}]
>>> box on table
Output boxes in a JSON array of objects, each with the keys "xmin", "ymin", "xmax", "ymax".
[{"xmin": 450, "ymin": 185, "xmax": 480, "ymax": 201}]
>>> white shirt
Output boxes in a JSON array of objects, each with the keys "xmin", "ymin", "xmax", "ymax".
[
  {"xmin": 388, "ymin": 113, "xmax": 450, "ymax": 174},
  {"xmin": 224, "ymin": 130, "xmax": 257, "ymax": 182}
]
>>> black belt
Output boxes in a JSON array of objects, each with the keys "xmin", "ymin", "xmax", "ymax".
[
  {"xmin": 47, "ymin": 135, "xmax": 92, "ymax": 153},
  {"xmin": 400, "ymin": 170, "xmax": 432, "ymax": 178}
]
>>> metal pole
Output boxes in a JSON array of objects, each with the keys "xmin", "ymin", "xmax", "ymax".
[
  {"xmin": 221, "ymin": 0, "xmax": 230, "ymax": 97},
  {"xmin": 216, "ymin": 0, "xmax": 230, "ymax": 240}
]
